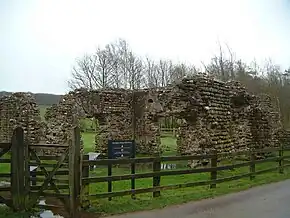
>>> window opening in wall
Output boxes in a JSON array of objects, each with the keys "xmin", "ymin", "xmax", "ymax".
[
  {"xmin": 159, "ymin": 116, "xmax": 181, "ymax": 156},
  {"xmin": 148, "ymin": 98, "xmax": 154, "ymax": 103},
  {"xmin": 80, "ymin": 117, "xmax": 99, "ymax": 153}
]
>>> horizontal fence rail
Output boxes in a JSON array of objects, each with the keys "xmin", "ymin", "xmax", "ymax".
[
  {"xmin": 82, "ymin": 156, "xmax": 290, "ymax": 184},
  {"xmin": 83, "ymin": 154, "xmax": 214, "ymax": 166},
  {"xmin": 80, "ymin": 145, "xmax": 290, "ymax": 202}
]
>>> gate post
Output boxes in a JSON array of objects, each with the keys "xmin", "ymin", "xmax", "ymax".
[
  {"xmin": 279, "ymin": 142, "xmax": 284, "ymax": 174},
  {"xmin": 210, "ymin": 150, "xmax": 217, "ymax": 189},
  {"xmin": 11, "ymin": 127, "xmax": 26, "ymax": 211},
  {"xmin": 81, "ymin": 154, "xmax": 90, "ymax": 209},
  {"xmin": 69, "ymin": 126, "xmax": 81, "ymax": 218}
]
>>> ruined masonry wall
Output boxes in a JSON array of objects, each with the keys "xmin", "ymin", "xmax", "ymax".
[
  {"xmin": 95, "ymin": 90, "xmax": 133, "ymax": 155},
  {"xmin": 0, "ymin": 75, "xmax": 283, "ymax": 157},
  {"xmin": 0, "ymin": 93, "xmax": 42, "ymax": 143},
  {"xmin": 134, "ymin": 90, "xmax": 162, "ymax": 154},
  {"xmin": 44, "ymin": 76, "xmax": 282, "ymax": 156},
  {"xmin": 156, "ymin": 77, "xmax": 237, "ymax": 155},
  {"xmin": 44, "ymin": 93, "xmax": 79, "ymax": 145}
]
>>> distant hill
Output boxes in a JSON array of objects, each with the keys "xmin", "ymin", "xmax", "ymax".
[{"xmin": 0, "ymin": 91, "xmax": 62, "ymax": 106}]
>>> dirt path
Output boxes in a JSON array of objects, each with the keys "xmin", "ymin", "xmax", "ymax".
[{"xmin": 106, "ymin": 180, "xmax": 290, "ymax": 218}]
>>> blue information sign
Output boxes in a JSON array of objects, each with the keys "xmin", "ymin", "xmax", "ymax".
[
  {"xmin": 107, "ymin": 140, "xmax": 136, "ymax": 201},
  {"xmin": 108, "ymin": 140, "xmax": 136, "ymax": 159}
]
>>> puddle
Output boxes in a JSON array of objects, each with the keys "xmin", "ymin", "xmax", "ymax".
[
  {"xmin": 31, "ymin": 200, "xmax": 64, "ymax": 218},
  {"xmin": 86, "ymin": 152, "xmax": 188, "ymax": 171},
  {"xmin": 0, "ymin": 201, "xmax": 63, "ymax": 218}
]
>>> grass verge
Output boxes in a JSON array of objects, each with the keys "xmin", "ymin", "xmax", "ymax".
[
  {"xmin": 0, "ymin": 207, "xmax": 32, "ymax": 218},
  {"xmin": 85, "ymin": 158, "xmax": 290, "ymax": 216}
]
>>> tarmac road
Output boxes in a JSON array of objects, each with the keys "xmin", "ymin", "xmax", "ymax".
[{"xmin": 107, "ymin": 180, "xmax": 290, "ymax": 218}]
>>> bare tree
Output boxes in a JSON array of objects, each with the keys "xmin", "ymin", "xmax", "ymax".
[
  {"xmin": 105, "ymin": 43, "xmax": 121, "ymax": 88},
  {"xmin": 170, "ymin": 63, "xmax": 190, "ymax": 83},
  {"xmin": 107, "ymin": 38, "xmax": 145, "ymax": 90},
  {"xmin": 144, "ymin": 57, "xmax": 158, "ymax": 88},
  {"xmin": 94, "ymin": 47, "xmax": 115, "ymax": 88},
  {"xmin": 126, "ymin": 51, "xmax": 144, "ymax": 89},
  {"xmin": 69, "ymin": 39, "xmax": 136, "ymax": 90},
  {"xmin": 204, "ymin": 42, "xmax": 236, "ymax": 81},
  {"xmin": 145, "ymin": 59, "xmax": 197, "ymax": 87},
  {"xmin": 69, "ymin": 48, "xmax": 116, "ymax": 90},
  {"xmin": 157, "ymin": 59, "xmax": 173, "ymax": 87},
  {"xmin": 68, "ymin": 54, "xmax": 98, "ymax": 90},
  {"xmin": 112, "ymin": 38, "xmax": 130, "ymax": 89}
]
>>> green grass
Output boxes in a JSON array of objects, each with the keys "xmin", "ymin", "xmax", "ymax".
[
  {"xmin": 87, "ymin": 160, "xmax": 290, "ymax": 216},
  {"xmin": 0, "ymin": 208, "xmax": 32, "ymax": 218},
  {"xmin": 161, "ymin": 136, "xmax": 177, "ymax": 155},
  {"xmin": 1, "ymin": 163, "xmax": 289, "ymax": 217},
  {"xmin": 1, "ymin": 132, "xmax": 290, "ymax": 217},
  {"xmin": 82, "ymin": 132, "xmax": 96, "ymax": 153},
  {"xmin": 0, "ymin": 153, "xmax": 10, "ymax": 181},
  {"xmin": 81, "ymin": 132, "xmax": 178, "ymax": 155},
  {"xmin": 74, "ymin": 133, "xmax": 290, "ymax": 216},
  {"xmin": 76, "ymin": 134, "xmax": 290, "ymax": 216},
  {"xmin": 38, "ymin": 105, "xmax": 49, "ymax": 121}
]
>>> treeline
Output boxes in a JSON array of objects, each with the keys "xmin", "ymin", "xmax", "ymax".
[
  {"xmin": 69, "ymin": 39, "xmax": 290, "ymax": 128},
  {"xmin": 68, "ymin": 38, "xmax": 197, "ymax": 90},
  {"xmin": 34, "ymin": 93, "xmax": 62, "ymax": 105},
  {"xmin": 0, "ymin": 91, "xmax": 62, "ymax": 106}
]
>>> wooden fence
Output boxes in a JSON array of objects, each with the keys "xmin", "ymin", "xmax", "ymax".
[
  {"xmin": 0, "ymin": 126, "xmax": 290, "ymax": 217},
  {"xmin": 82, "ymin": 147, "xmax": 290, "ymax": 201}
]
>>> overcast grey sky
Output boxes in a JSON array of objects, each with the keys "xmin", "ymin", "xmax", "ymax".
[{"xmin": 1, "ymin": 0, "xmax": 290, "ymax": 94}]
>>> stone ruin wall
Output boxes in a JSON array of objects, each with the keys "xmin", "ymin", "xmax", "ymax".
[
  {"xmin": 44, "ymin": 92, "xmax": 81, "ymax": 145},
  {"xmin": 0, "ymin": 93, "xmax": 43, "ymax": 144},
  {"xmin": 42, "ymin": 89, "xmax": 134, "ymax": 155},
  {"xmin": 54, "ymin": 75, "xmax": 282, "ymax": 157},
  {"xmin": 91, "ymin": 90, "xmax": 133, "ymax": 155},
  {"xmin": 159, "ymin": 77, "xmax": 282, "ymax": 156},
  {"xmin": 132, "ymin": 76, "xmax": 282, "ymax": 156},
  {"xmin": 43, "ymin": 88, "xmax": 165, "ymax": 156},
  {"xmin": 133, "ymin": 89, "xmax": 163, "ymax": 154},
  {"xmin": 166, "ymin": 77, "xmax": 234, "ymax": 155},
  {"xmin": 0, "ymin": 75, "xmax": 285, "ymax": 157}
]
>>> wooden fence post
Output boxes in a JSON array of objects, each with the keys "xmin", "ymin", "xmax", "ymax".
[
  {"xmin": 152, "ymin": 156, "xmax": 161, "ymax": 197},
  {"xmin": 107, "ymin": 145, "xmax": 113, "ymax": 201},
  {"xmin": 11, "ymin": 127, "xmax": 26, "ymax": 211},
  {"xmin": 81, "ymin": 154, "xmax": 90, "ymax": 209},
  {"xmin": 250, "ymin": 149, "xmax": 256, "ymax": 180},
  {"xmin": 69, "ymin": 127, "xmax": 81, "ymax": 218},
  {"xmin": 279, "ymin": 142, "xmax": 284, "ymax": 174},
  {"xmin": 30, "ymin": 169, "xmax": 37, "ymax": 186},
  {"xmin": 24, "ymin": 133, "xmax": 30, "ymax": 210},
  {"xmin": 131, "ymin": 141, "xmax": 136, "ymax": 200},
  {"xmin": 210, "ymin": 150, "xmax": 217, "ymax": 189}
]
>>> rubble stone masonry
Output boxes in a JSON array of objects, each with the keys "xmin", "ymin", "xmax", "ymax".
[{"xmin": 0, "ymin": 75, "xmax": 284, "ymax": 157}]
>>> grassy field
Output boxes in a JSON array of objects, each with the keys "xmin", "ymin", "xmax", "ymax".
[
  {"xmin": 0, "ymin": 208, "xmax": 31, "ymax": 218},
  {"xmin": 83, "ymin": 154, "xmax": 290, "ymax": 215},
  {"xmin": 88, "ymin": 172, "xmax": 290, "ymax": 216},
  {"xmin": 1, "ymin": 153, "xmax": 289, "ymax": 217},
  {"xmin": 38, "ymin": 105, "xmax": 48, "ymax": 121},
  {"xmin": 81, "ymin": 132, "xmax": 177, "ymax": 155},
  {"xmin": 1, "ymin": 118, "xmax": 290, "ymax": 216},
  {"xmin": 77, "ymin": 133, "xmax": 290, "ymax": 215},
  {"xmin": 82, "ymin": 132, "xmax": 96, "ymax": 153}
]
